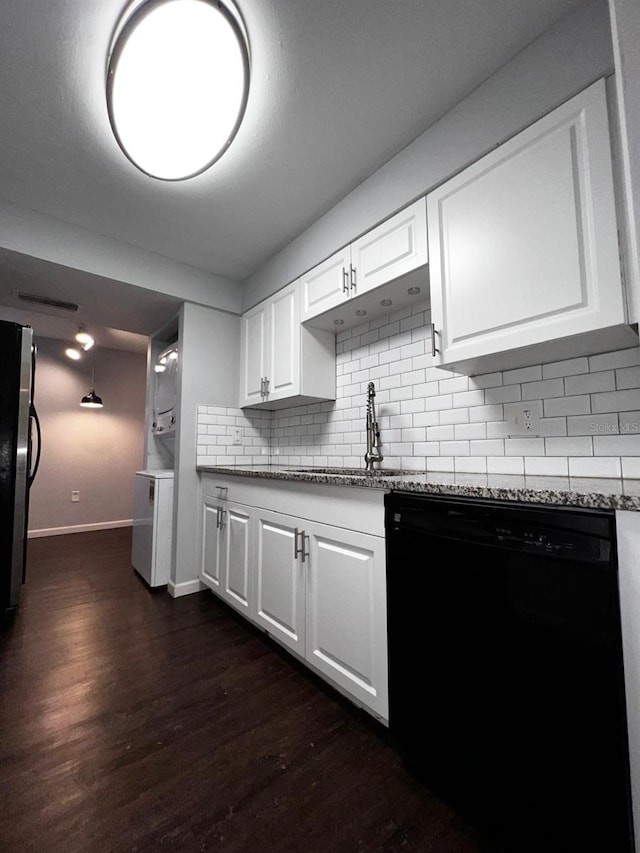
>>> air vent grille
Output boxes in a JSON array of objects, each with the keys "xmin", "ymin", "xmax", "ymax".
[{"xmin": 18, "ymin": 292, "xmax": 79, "ymax": 312}]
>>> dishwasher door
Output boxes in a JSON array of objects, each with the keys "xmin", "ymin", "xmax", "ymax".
[{"xmin": 385, "ymin": 492, "xmax": 634, "ymax": 853}]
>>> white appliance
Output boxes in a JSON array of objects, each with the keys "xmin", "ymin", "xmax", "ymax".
[
  {"xmin": 131, "ymin": 470, "xmax": 174, "ymax": 587},
  {"xmin": 152, "ymin": 344, "xmax": 178, "ymax": 435}
]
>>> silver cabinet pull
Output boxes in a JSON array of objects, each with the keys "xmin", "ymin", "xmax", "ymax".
[
  {"xmin": 263, "ymin": 377, "xmax": 270, "ymax": 396},
  {"xmin": 260, "ymin": 377, "xmax": 265, "ymax": 397},
  {"xmin": 294, "ymin": 529, "xmax": 309, "ymax": 562},
  {"xmin": 350, "ymin": 264, "xmax": 357, "ymax": 292},
  {"xmin": 431, "ymin": 323, "xmax": 440, "ymax": 358},
  {"xmin": 294, "ymin": 528, "xmax": 302, "ymax": 558},
  {"xmin": 216, "ymin": 506, "xmax": 222, "ymax": 529},
  {"xmin": 342, "ymin": 267, "xmax": 349, "ymax": 294},
  {"xmin": 219, "ymin": 508, "xmax": 226, "ymax": 528}
]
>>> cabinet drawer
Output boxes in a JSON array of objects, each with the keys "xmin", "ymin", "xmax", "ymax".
[{"xmin": 201, "ymin": 474, "xmax": 385, "ymax": 536}]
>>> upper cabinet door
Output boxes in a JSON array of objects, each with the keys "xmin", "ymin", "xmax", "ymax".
[
  {"xmin": 428, "ymin": 79, "xmax": 626, "ymax": 368},
  {"xmin": 267, "ymin": 281, "xmax": 300, "ymax": 402},
  {"xmin": 240, "ymin": 301, "xmax": 270, "ymax": 407},
  {"xmin": 300, "ymin": 246, "xmax": 351, "ymax": 322},
  {"xmin": 351, "ymin": 198, "xmax": 428, "ymax": 297}
]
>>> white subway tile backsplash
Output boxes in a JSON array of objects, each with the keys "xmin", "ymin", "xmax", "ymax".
[
  {"xmin": 521, "ymin": 378, "xmax": 564, "ymax": 400},
  {"xmin": 592, "ymin": 390, "xmax": 640, "ymax": 413},
  {"xmin": 503, "ymin": 365, "xmax": 542, "ymax": 384},
  {"xmin": 544, "ymin": 436, "xmax": 593, "ymax": 456},
  {"xmin": 454, "ymin": 423, "xmax": 487, "ymax": 440},
  {"xmin": 525, "ymin": 457, "xmax": 569, "ymax": 476},
  {"xmin": 438, "ymin": 408, "xmax": 470, "ymax": 425},
  {"xmin": 488, "ymin": 456, "xmax": 524, "ymax": 475},
  {"xmin": 427, "ymin": 425, "xmax": 455, "ymax": 441},
  {"xmin": 453, "ymin": 389, "xmax": 484, "ymax": 408},
  {"xmin": 589, "ymin": 348, "xmax": 640, "ymax": 372},
  {"xmin": 564, "ymin": 370, "xmax": 616, "ymax": 396},
  {"xmin": 569, "ymin": 456, "xmax": 621, "ymax": 478},
  {"xmin": 471, "ymin": 372, "xmax": 503, "ymax": 389},
  {"xmin": 567, "ymin": 413, "xmax": 618, "ymax": 436},
  {"xmin": 544, "ymin": 395, "xmax": 591, "ymax": 417},
  {"xmin": 197, "ymin": 311, "xmax": 640, "ymax": 475},
  {"xmin": 505, "ymin": 438, "xmax": 545, "ymax": 456},
  {"xmin": 439, "ymin": 375, "xmax": 469, "ymax": 394},
  {"xmin": 470, "ymin": 404, "xmax": 504, "ymax": 423},
  {"xmin": 542, "ymin": 357, "xmax": 589, "ymax": 379},
  {"xmin": 484, "ymin": 384, "xmax": 521, "ymax": 404},
  {"xmin": 593, "ymin": 434, "xmax": 640, "ymax": 455}
]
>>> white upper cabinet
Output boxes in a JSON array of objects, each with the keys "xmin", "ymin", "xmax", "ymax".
[
  {"xmin": 428, "ymin": 78, "xmax": 637, "ymax": 373},
  {"xmin": 300, "ymin": 198, "xmax": 428, "ymax": 327},
  {"xmin": 240, "ymin": 279, "xmax": 335, "ymax": 409},
  {"xmin": 300, "ymin": 246, "xmax": 352, "ymax": 320}
]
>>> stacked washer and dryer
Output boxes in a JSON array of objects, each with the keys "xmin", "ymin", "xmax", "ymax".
[{"xmin": 131, "ymin": 343, "xmax": 178, "ymax": 588}]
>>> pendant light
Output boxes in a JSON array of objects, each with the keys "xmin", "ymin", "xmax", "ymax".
[{"xmin": 80, "ymin": 346, "xmax": 104, "ymax": 409}]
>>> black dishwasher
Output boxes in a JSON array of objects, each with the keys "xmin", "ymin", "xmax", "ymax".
[{"xmin": 385, "ymin": 492, "xmax": 634, "ymax": 853}]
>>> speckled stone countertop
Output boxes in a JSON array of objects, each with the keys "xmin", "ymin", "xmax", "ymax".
[{"xmin": 197, "ymin": 464, "xmax": 640, "ymax": 511}]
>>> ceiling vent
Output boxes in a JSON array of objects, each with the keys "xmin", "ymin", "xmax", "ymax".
[{"xmin": 18, "ymin": 292, "xmax": 79, "ymax": 312}]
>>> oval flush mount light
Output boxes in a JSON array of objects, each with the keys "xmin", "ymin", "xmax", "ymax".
[{"xmin": 107, "ymin": 0, "xmax": 250, "ymax": 181}]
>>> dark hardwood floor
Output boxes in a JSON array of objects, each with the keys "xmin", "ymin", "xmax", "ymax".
[{"xmin": 0, "ymin": 529, "xmax": 488, "ymax": 852}]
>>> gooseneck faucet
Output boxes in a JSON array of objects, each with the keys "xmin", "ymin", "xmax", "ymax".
[{"xmin": 364, "ymin": 381, "xmax": 384, "ymax": 472}]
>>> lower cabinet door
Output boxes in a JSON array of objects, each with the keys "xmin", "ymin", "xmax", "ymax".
[
  {"xmin": 220, "ymin": 503, "xmax": 253, "ymax": 617},
  {"xmin": 305, "ymin": 522, "xmax": 388, "ymax": 720},
  {"xmin": 200, "ymin": 498, "xmax": 224, "ymax": 591},
  {"xmin": 254, "ymin": 509, "xmax": 305, "ymax": 656}
]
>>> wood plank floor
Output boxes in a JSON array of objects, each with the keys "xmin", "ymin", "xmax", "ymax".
[{"xmin": 0, "ymin": 529, "xmax": 489, "ymax": 852}]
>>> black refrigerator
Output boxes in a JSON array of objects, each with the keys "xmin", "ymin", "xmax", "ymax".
[{"xmin": 0, "ymin": 320, "xmax": 41, "ymax": 622}]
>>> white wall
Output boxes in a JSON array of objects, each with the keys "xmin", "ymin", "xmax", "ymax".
[
  {"xmin": 171, "ymin": 302, "xmax": 241, "ymax": 595},
  {"xmin": 243, "ymin": 0, "xmax": 613, "ymax": 311},
  {"xmin": 28, "ymin": 338, "xmax": 147, "ymax": 535}
]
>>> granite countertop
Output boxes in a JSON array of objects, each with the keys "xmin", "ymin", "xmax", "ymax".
[{"xmin": 197, "ymin": 464, "xmax": 640, "ymax": 511}]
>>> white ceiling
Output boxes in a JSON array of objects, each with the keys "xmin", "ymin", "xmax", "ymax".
[{"xmin": 0, "ymin": 0, "xmax": 588, "ymax": 343}]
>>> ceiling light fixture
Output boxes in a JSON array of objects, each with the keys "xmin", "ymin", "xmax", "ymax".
[
  {"xmin": 380, "ymin": 299, "xmax": 393, "ymax": 307},
  {"xmin": 75, "ymin": 325, "xmax": 95, "ymax": 350},
  {"xmin": 106, "ymin": 0, "xmax": 250, "ymax": 181},
  {"xmin": 65, "ymin": 347, "xmax": 82, "ymax": 361},
  {"xmin": 80, "ymin": 347, "xmax": 104, "ymax": 409},
  {"xmin": 407, "ymin": 286, "xmax": 421, "ymax": 295}
]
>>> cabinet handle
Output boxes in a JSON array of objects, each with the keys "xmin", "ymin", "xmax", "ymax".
[
  {"xmin": 216, "ymin": 506, "xmax": 222, "ymax": 529},
  {"xmin": 431, "ymin": 323, "xmax": 440, "ymax": 358},
  {"xmin": 263, "ymin": 377, "xmax": 270, "ymax": 396},
  {"xmin": 294, "ymin": 528, "xmax": 302, "ymax": 558},
  {"xmin": 294, "ymin": 529, "xmax": 309, "ymax": 562},
  {"xmin": 350, "ymin": 264, "xmax": 357, "ymax": 292},
  {"xmin": 260, "ymin": 377, "xmax": 265, "ymax": 397},
  {"xmin": 219, "ymin": 508, "xmax": 226, "ymax": 528},
  {"xmin": 342, "ymin": 267, "xmax": 349, "ymax": 294}
]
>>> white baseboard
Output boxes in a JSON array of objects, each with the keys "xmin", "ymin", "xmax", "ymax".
[
  {"xmin": 28, "ymin": 519, "xmax": 133, "ymax": 539},
  {"xmin": 168, "ymin": 578, "xmax": 207, "ymax": 598}
]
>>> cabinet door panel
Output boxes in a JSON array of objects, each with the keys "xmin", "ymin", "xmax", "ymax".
[
  {"xmin": 351, "ymin": 197, "xmax": 427, "ymax": 297},
  {"xmin": 306, "ymin": 525, "xmax": 388, "ymax": 719},
  {"xmin": 300, "ymin": 246, "xmax": 351, "ymax": 322},
  {"xmin": 200, "ymin": 499, "xmax": 223, "ymax": 591},
  {"xmin": 221, "ymin": 504, "xmax": 253, "ymax": 615},
  {"xmin": 268, "ymin": 282, "xmax": 300, "ymax": 401},
  {"xmin": 255, "ymin": 511, "xmax": 305, "ymax": 655},
  {"xmin": 428, "ymin": 79, "xmax": 625, "ymax": 367},
  {"xmin": 241, "ymin": 304, "xmax": 269, "ymax": 406}
]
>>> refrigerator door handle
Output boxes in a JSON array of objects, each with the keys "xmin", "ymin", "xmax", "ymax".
[{"xmin": 28, "ymin": 404, "xmax": 41, "ymax": 487}]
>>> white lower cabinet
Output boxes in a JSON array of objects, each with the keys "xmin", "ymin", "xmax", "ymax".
[
  {"xmin": 201, "ymin": 496, "xmax": 253, "ymax": 619},
  {"xmin": 199, "ymin": 477, "xmax": 388, "ymax": 722}
]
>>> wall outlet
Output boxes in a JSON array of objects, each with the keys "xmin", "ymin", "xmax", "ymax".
[
  {"xmin": 505, "ymin": 402, "xmax": 540, "ymax": 435},
  {"xmin": 232, "ymin": 427, "xmax": 242, "ymax": 445},
  {"xmin": 71, "ymin": 490, "xmax": 80, "ymax": 502}
]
